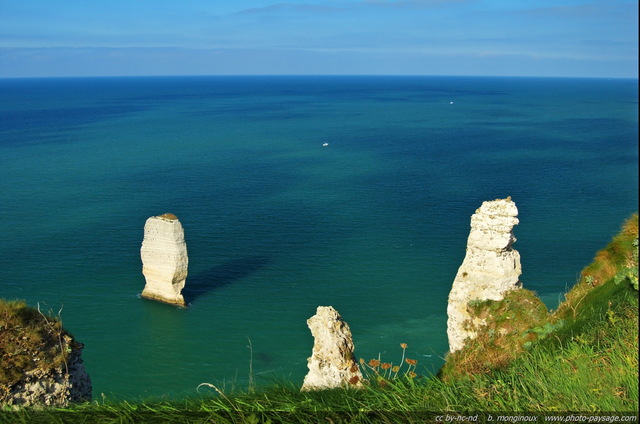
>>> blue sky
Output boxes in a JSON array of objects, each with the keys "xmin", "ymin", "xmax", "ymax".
[{"xmin": 0, "ymin": 0, "xmax": 637, "ymax": 78}]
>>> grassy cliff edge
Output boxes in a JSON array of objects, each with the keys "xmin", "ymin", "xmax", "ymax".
[{"xmin": 1, "ymin": 214, "xmax": 638, "ymax": 422}]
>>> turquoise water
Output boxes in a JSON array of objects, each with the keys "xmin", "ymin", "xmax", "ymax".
[{"xmin": 0, "ymin": 76, "xmax": 637, "ymax": 399}]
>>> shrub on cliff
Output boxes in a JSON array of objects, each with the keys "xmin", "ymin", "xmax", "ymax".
[{"xmin": 439, "ymin": 288, "xmax": 551, "ymax": 380}]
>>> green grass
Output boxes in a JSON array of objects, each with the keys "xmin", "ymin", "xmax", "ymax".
[
  {"xmin": 438, "ymin": 288, "xmax": 551, "ymax": 380},
  {"xmin": 1, "ymin": 215, "xmax": 638, "ymax": 423},
  {"xmin": 432, "ymin": 278, "xmax": 638, "ymax": 412}
]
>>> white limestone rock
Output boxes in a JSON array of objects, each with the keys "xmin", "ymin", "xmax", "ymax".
[
  {"xmin": 140, "ymin": 213, "xmax": 188, "ymax": 307},
  {"xmin": 446, "ymin": 198, "xmax": 522, "ymax": 353},
  {"xmin": 301, "ymin": 306, "xmax": 364, "ymax": 391}
]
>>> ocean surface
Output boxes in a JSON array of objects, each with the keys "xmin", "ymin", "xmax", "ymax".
[{"xmin": 0, "ymin": 76, "xmax": 637, "ymax": 400}]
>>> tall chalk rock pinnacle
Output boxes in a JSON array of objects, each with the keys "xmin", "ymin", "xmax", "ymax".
[
  {"xmin": 446, "ymin": 198, "xmax": 522, "ymax": 353},
  {"xmin": 140, "ymin": 213, "xmax": 188, "ymax": 307},
  {"xmin": 301, "ymin": 306, "xmax": 364, "ymax": 391}
]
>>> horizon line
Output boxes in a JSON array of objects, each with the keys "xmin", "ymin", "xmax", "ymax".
[{"xmin": 1, "ymin": 74, "xmax": 638, "ymax": 81}]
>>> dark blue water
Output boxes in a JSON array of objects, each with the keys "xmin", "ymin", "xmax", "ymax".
[{"xmin": 0, "ymin": 76, "xmax": 637, "ymax": 399}]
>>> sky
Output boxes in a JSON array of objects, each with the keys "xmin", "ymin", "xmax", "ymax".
[{"xmin": 0, "ymin": 0, "xmax": 637, "ymax": 78}]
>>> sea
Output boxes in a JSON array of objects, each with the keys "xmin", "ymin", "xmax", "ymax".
[{"xmin": 0, "ymin": 76, "xmax": 637, "ymax": 400}]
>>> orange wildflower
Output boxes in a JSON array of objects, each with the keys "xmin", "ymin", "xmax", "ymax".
[
  {"xmin": 409, "ymin": 372, "xmax": 417, "ymax": 378},
  {"xmin": 349, "ymin": 376, "xmax": 360, "ymax": 385},
  {"xmin": 368, "ymin": 359, "xmax": 380, "ymax": 368},
  {"xmin": 392, "ymin": 366, "xmax": 400, "ymax": 373},
  {"xmin": 400, "ymin": 343, "xmax": 408, "ymax": 349},
  {"xmin": 405, "ymin": 358, "xmax": 417, "ymax": 365},
  {"xmin": 381, "ymin": 363, "xmax": 392, "ymax": 370}
]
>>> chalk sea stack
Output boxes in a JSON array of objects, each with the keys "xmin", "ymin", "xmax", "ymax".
[
  {"xmin": 446, "ymin": 197, "xmax": 522, "ymax": 353},
  {"xmin": 140, "ymin": 213, "xmax": 188, "ymax": 307},
  {"xmin": 301, "ymin": 306, "xmax": 363, "ymax": 391}
]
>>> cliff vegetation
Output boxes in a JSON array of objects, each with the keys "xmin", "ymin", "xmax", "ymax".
[
  {"xmin": 0, "ymin": 302, "xmax": 70, "ymax": 398},
  {"xmin": 1, "ymin": 300, "xmax": 92, "ymax": 409}
]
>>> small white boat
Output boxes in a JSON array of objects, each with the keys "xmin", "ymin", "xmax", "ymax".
[{"xmin": 322, "ymin": 142, "xmax": 329, "ymax": 147}]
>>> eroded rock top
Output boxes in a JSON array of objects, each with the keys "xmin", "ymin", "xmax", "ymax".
[
  {"xmin": 467, "ymin": 197, "xmax": 519, "ymax": 251},
  {"xmin": 158, "ymin": 212, "xmax": 178, "ymax": 221}
]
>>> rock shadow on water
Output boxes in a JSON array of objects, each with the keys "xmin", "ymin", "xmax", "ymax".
[{"xmin": 183, "ymin": 256, "xmax": 269, "ymax": 305}]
